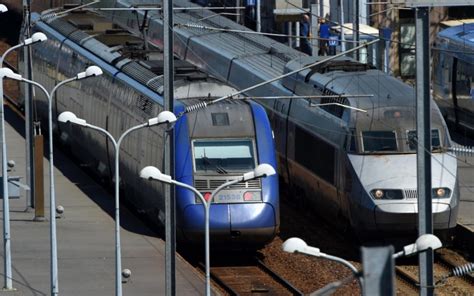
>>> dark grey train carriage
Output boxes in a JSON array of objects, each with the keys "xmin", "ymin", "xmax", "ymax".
[
  {"xmin": 433, "ymin": 23, "xmax": 474, "ymax": 136},
  {"xmin": 90, "ymin": 0, "xmax": 459, "ymax": 237},
  {"xmin": 20, "ymin": 11, "xmax": 279, "ymax": 247}
]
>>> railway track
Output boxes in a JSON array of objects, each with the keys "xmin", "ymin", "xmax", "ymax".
[
  {"xmin": 201, "ymin": 257, "xmax": 303, "ymax": 296},
  {"xmin": 395, "ymin": 249, "xmax": 474, "ymax": 295}
]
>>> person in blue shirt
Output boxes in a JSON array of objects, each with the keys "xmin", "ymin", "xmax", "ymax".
[
  {"xmin": 300, "ymin": 14, "xmax": 312, "ymax": 56},
  {"xmin": 318, "ymin": 18, "xmax": 330, "ymax": 56}
]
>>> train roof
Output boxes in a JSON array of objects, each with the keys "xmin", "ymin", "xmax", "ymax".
[
  {"xmin": 34, "ymin": 11, "xmax": 242, "ymax": 106},
  {"xmin": 436, "ymin": 23, "xmax": 474, "ymax": 63},
  {"xmin": 438, "ymin": 23, "xmax": 474, "ymax": 45},
  {"xmin": 285, "ymin": 56, "xmax": 414, "ymax": 110}
]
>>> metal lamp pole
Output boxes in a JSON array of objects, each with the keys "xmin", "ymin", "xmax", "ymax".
[
  {"xmin": 0, "ymin": 31, "xmax": 46, "ymax": 290},
  {"xmin": 2, "ymin": 66, "xmax": 101, "ymax": 295},
  {"xmin": 140, "ymin": 164, "xmax": 275, "ymax": 296},
  {"xmin": 58, "ymin": 110, "xmax": 176, "ymax": 296}
]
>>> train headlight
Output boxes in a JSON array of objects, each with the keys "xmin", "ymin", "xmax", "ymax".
[
  {"xmin": 374, "ymin": 189, "xmax": 384, "ymax": 199},
  {"xmin": 432, "ymin": 188, "xmax": 450, "ymax": 198},
  {"xmin": 371, "ymin": 189, "xmax": 403, "ymax": 200}
]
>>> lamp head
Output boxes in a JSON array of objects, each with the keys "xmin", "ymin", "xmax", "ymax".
[
  {"xmin": 24, "ymin": 32, "xmax": 47, "ymax": 45},
  {"xmin": 242, "ymin": 163, "xmax": 276, "ymax": 181},
  {"xmin": 254, "ymin": 163, "xmax": 276, "ymax": 178},
  {"xmin": 148, "ymin": 111, "xmax": 177, "ymax": 126},
  {"xmin": 57, "ymin": 111, "xmax": 87, "ymax": 126},
  {"xmin": 415, "ymin": 234, "xmax": 442, "ymax": 253},
  {"xmin": 282, "ymin": 237, "xmax": 308, "ymax": 253},
  {"xmin": 0, "ymin": 4, "xmax": 8, "ymax": 13},
  {"xmin": 402, "ymin": 234, "xmax": 442, "ymax": 257},
  {"xmin": 282, "ymin": 237, "xmax": 321, "ymax": 257},
  {"xmin": 139, "ymin": 166, "xmax": 173, "ymax": 184},
  {"xmin": 0, "ymin": 68, "xmax": 22, "ymax": 80},
  {"xmin": 76, "ymin": 65, "xmax": 103, "ymax": 79}
]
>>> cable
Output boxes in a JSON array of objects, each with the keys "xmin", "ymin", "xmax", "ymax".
[{"xmin": 436, "ymin": 262, "xmax": 474, "ymax": 285}]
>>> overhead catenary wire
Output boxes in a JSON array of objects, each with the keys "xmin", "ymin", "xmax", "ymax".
[
  {"xmin": 237, "ymin": 94, "xmax": 374, "ymax": 99},
  {"xmin": 176, "ymin": 22, "xmax": 362, "ymax": 43},
  {"xmin": 84, "ymin": 6, "xmax": 245, "ymax": 12}
]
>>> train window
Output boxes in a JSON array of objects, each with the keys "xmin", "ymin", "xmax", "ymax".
[
  {"xmin": 193, "ymin": 139, "xmax": 255, "ymax": 173},
  {"xmin": 362, "ymin": 131, "xmax": 397, "ymax": 152},
  {"xmin": 455, "ymin": 61, "xmax": 474, "ymax": 100},
  {"xmin": 406, "ymin": 129, "xmax": 441, "ymax": 151}
]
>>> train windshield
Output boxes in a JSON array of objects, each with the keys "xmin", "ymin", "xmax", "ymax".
[
  {"xmin": 193, "ymin": 139, "xmax": 255, "ymax": 173},
  {"xmin": 407, "ymin": 129, "xmax": 442, "ymax": 151},
  {"xmin": 362, "ymin": 131, "xmax": 398, "ymax": 152}
]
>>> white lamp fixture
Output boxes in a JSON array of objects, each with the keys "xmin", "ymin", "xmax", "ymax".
[
  {"xmin": 148, "ymin": 110, "xmax": 177, "ymax": 126},
  {"xmin": 24, "ymin": 32, "xmax": 47, "ymax": 45},
  {"xmin": 282, "ymin": 237, "xmax": 321, "ymax": 256},
  {"xmin": 139, "ymin": 166, "xmax": 173, "ymax": 183},
  {"xmin": 76, "ymin": 65, "xmax": 103, "ymax": 79},
  {"xmin": 243, "ymin": 163, "xmax": 276, "ymax": 181},
  {"xmin": 57, "ymin": 111, "xmax": 87, "ymax": 126},
  {"xmin": 0, "ymin": 4, "xmax": 8, "ymax": 13},
  {"xmin": 0, "ymin": 68, "xmax": 22, "ymax": 80},
  {"xmin": 393, "ymin": 234, "xmax": 442, "ymax": 259}
]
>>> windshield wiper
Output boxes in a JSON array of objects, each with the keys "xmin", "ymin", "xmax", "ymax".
[{"xmin": 202, "ymin": 156, "xmax": 228, "ymax": 174}]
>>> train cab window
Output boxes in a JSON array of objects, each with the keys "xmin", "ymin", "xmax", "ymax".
[
  {"xmin": 193, "ymin": 139, "xmax": 255, "ymax": 173},
  {"xmin": 362, "ymin": 131, "xmax": 397, "ymax": 152},
  {"xmin": 406, "ymin": 129, "xmax": 441, "ymax": 151}
]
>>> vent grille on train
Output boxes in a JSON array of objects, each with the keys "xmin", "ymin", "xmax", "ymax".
[
  {"xmin": 194, "ymin": 178, "xmax": 261, "ymax": 191},
  {"xmin": 404, "ymin": 189, "xmax": 418, "ymax": 199}
]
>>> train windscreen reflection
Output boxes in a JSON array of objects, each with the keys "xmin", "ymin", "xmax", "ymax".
[{"xmin": 193, "ymin": 139, "xmax": 255, "ymax": 173}]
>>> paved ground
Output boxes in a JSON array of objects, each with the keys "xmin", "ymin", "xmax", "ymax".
[{"xmin": 0, "ymin": 107, "xmax": 209, "ymax": 295}]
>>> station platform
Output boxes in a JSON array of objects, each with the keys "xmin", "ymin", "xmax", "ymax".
[{"xmin": 0, "ymin": 107, "xmax": 209, "ymax": 295}]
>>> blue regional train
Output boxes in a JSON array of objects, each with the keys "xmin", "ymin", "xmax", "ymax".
[{"xmin": 20, "ymin": 11, "xmax": 279, "ymax": 247}]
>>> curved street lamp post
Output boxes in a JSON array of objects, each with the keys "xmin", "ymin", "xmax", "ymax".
[
  {"xmin": 58, "ymin": 110, "xmax": 177, "ymax": 296},
  {"xmin": 1, "ymin": 66, "xmax": 102, "ymax": 295},
  {"xmin": 140, "ymin": 163, "xmax": 276, "ymax": 296},
  {"xmin": 0, "ymin": 31, "xmax": 47, "ymax": 291},
  {"xmin": 283, "ymin": 235, "xmax": 442, "ymax": 295},
  {"xmin": 282, "ymin": 237, "xmax": 363, "ymax": 293}
]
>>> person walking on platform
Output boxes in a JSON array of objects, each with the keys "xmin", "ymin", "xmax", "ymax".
[
  {"xmin": 318, "ymin": 18, "xmax": 330, "ymax": 56},
  {"xmin": 300, "ymin": 14, "xmax": 312, "ymax": 56}
]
